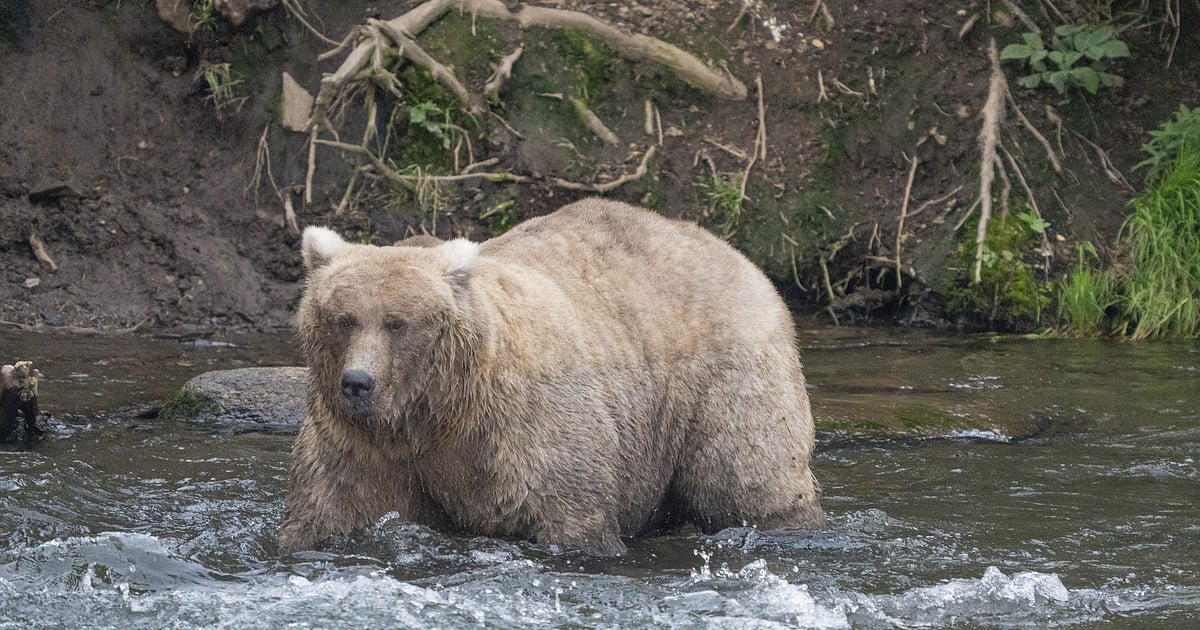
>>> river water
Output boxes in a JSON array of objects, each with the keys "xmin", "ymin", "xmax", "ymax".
[{"xmin": 1, "ymin": 327, "xmax": 1197, "ymax": 628}]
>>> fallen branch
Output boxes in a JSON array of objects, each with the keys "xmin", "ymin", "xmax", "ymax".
[{"xmin": 974, "ymin": 39, "xmax": 1006, "ymax": 285}]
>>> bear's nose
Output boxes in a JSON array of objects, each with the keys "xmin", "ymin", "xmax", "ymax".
[{"xmin": 341, "ymin": 369, "xmax": 375, "ymax": 400}]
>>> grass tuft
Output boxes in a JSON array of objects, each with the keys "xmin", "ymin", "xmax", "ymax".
[
  {"xmin": 1119, "ymin": 149, "xmax": 1200, "ymax": 339},
  {"xmin": 1057, "ymin": 242, "xmax": 1119, "ymax": 337}
]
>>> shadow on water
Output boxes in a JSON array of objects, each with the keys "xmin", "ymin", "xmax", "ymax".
[{"xmin": 1, "ymin": 327, "xmax": 1198, "ymax": 627}]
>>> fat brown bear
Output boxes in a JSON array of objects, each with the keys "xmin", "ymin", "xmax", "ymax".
[{"xmin": 278, "ymin": 198, "xmax": 823, "ymax": 555}]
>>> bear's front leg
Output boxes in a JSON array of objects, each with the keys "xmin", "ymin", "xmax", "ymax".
[{"xmin": 278, "ymin": 417, "xmax": 441, "ymax": 553}]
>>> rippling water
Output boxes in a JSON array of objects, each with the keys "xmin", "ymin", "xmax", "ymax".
[{"xmin": 1, "ymin": 329, "xmax": 1197, "ymax": 628}]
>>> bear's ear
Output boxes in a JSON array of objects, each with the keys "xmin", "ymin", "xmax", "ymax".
[
  {"xmin": 436, "ymin": 238, "xmax": 479, "ymax": 273},
  {"xmin": 436, "ymin": 238, "xmax": 479, "ymax": 302},
  {"xmin": 302, "ymin": 226, "xmax": 348, "ymax": 272}
]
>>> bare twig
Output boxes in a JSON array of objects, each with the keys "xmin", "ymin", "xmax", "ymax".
[
  {"xmin": 808, "ymin": 0, "xmax": 834, "ymax": 28},
  {"xmin": 1005, "ymin": 88, "xmax": 1062, "ymax": 173},
  {"xmin": 1070, "ymin": 130, "xmax": 1134, "ymax": 192},
  {"xmin": 282, "ymin": 0, "xmax": 341, "ymax": 46},
  {"xmin": 907, "ymin": 185, "xmax": 963, "ymax": 220},
  {"xmin": 816, "ymin": 69, "xmax": 829, "ymax": 103},
  {"xmin": 959, "ymin": 13, "xmax": 980, "ymax": 40},
  {"xmin": 756, "ymin": 73, "xmax": 768, "ymax": 161},
  {"xmin": 895, "ymin": 154, "xmax": 918, "ymax": 292},
  {"xmin": 484, "ymin": 46, "xmax": 523, "ymax": 98},
  {"xmin": 283, "ymin": 194, "xmax": 300, "ymax": 235},
  {"xmin": 549, "ymin": 146, "xmax": 657, "ymax": 192},
  {"xmin": 320, "ymin": 139, "xmax": 656, "ymax": 193},
  {"xmin": 736, "ymin": 75, "xmax": 767, "ymax": 208},
  {"xmin": 1000, "ymin": 145, "xmax": 1052, "ymax": 257},
  {"xmin": 703, "ymin": 138, "xmax": 748, "ymax": 160},
  {"xmin": 1002, "ymin": 0, "xmax": 1041, "ymax": 34},
  {"xmin": 831, "ymin": 78, "xmax": 863, "ymax": 97},
  {"xmin": 727, "ymin": 0, "xmax": 750, "ymax": 32},
  {"xmin": 569, "ymin": 98, "xmax": 620, "ymax": 145}
]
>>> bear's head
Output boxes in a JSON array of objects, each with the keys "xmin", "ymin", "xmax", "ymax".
[{"xmin": 297, "ymin": 227, "xmax": 480, "ymax": 430}]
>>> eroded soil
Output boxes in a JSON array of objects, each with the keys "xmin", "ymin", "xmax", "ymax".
[{"xmin": 1, "ymin": 1, "xmax": 1196, "ymax": 332}]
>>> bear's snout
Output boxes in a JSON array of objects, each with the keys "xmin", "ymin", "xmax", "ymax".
[{"xmin": 341, "ymin": 369, "xmax": 375, "ymax": 405}]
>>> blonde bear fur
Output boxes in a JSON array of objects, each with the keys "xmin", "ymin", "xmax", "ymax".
[{"xmin": 279, "ymin": 198, "xmax": 823, "ymax": 555}]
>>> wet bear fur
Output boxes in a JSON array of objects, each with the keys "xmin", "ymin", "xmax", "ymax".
[{"xmin": 278, "ymin": 198, "xmax": 823, "ymax": 555}]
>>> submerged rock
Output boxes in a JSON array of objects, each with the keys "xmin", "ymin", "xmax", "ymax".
[{"xmin": 163, "ymin": 367, "xmax": 306, "ymax": 432}]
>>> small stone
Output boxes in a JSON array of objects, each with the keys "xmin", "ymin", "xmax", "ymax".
[
  {"xmin": 811, "ymin": 38, "xmax": 825, "ymax": 49},
  {"xmin": 280, "ymin": 72, "xmax": 315, "ymax": 133},
  {"xmin": 23, "ymin": 277, "xmax": 40, "ymax": 289}
]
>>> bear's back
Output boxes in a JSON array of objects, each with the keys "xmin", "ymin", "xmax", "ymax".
[{"xmin": 480, "ymin": 198, "xmax": 792, "ymax": 356}]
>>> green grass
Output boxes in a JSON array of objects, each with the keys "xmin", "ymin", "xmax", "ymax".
[
  {"xmin": 1057, "ymin": 242, "xmax": 1119, "ymax": 337},
  {"xmin": 697, "ymin": 172, "xmax": 743, "ymax": 238},
  {"xmin": 1119, "ymin": 149, "xmax": 1200, "ymax": 339}
]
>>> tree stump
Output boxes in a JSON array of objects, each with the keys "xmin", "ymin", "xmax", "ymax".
[{"xmin": 1, "ymin": 361, "xmax": 44, "ymax": 445}]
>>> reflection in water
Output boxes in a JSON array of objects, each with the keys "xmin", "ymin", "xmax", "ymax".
[{"xmin": 0, "ymin": 329, "xmax": 1197, "ymax": 627}]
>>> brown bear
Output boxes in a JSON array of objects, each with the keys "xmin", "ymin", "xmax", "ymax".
[{"xmin": 278, "ymin": 198, "xmax": 823, "ymax": 555}]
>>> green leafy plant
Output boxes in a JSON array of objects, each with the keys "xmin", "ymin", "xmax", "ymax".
[
  {"xmin": 1057, "ymin": 242, "xmax": 1119, "ymax": 337},
  {"xmin": 189, "ymin": 0, "xmax": 218, "ymax": 33},
  {"xmin": 938, "ymin": 210, "xmax": 1051, "ymax": 329},
  {"xmin": 1135, "ymin": 104, "xmax": 1200, "ymax": 183},
  {"xmin": 408, "ymin": 101, "xmax": 455, "ymax": 150},
  {"xmin": 1000, "ymin": 25, "xmax": 1129, "ymax": 94}
]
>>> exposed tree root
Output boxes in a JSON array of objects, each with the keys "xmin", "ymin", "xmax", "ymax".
[
  {"xmin": 318, "ymin": 139, "xmax": 656, "ymax": 194},
  {"xmin": 484, "ymin": 46, "xmax": 523, "ymax": 98},
  {"xmin": 895, "ymin": 154, "xmax": 918, "ymax": 291},
  {"xmin": 303, "ymin": 0, "xmax": 743, "ymax": 209},
  {"xmin": 27, "ymin": 233, "xmax": 57, "ymax": 272},
  {"xmin": 974, "ymin": 39, "xmax": 1006, "ymax": 285}
]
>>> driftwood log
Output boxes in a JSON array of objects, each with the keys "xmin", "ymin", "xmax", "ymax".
[{"xmin": 1, "ymin": 361, "xmax": 43, "ymax": 445}]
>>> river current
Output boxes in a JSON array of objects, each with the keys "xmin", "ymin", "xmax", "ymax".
[{"xmin": 1, "ymin": 327, "xmax": 1197, "ymax": 628}]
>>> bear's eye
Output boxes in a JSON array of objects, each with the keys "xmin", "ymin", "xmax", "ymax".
[
  {"xmin": 383, "ymin": 317, "xmax": 408, "ymax": 334},
  {"xmin": 333, "ymin": 314, "xmax": 358, "ymax": 330}
]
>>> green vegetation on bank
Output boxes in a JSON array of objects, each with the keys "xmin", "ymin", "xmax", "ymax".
[
  {"xmin": 1000, "ymin": 25, "xmax": 1129, "ymax": 95},
  {"xmin": 935, "ymin": 208, "xmax": 1051, "ymax": 330},
  {"xmin": 1056, "ymin": 106, "xmax": 1200, "ymax": 339}
]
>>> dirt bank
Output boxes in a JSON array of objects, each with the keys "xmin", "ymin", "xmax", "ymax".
[{"xmin": 1, "ymin": 1, "xmax": 1196, "ymax": 332}]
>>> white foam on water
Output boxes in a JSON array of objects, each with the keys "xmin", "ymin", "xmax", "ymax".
[
  {"xmin": 946, "ymin": 428, "xmax": 1013, "ymax": 442},
  {"xmin": 838, "ymin": 566, "xmax": 1112, "ymax": 627}
]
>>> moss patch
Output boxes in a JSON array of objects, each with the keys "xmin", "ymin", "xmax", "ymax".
[{"xmin": 159, "ymin": 390, "xmax": 219, "ymax": 424}]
